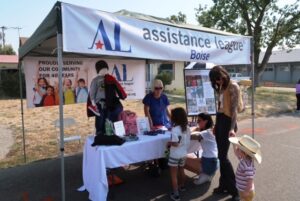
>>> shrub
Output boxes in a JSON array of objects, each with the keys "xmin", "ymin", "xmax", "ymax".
[
  {"xmin": 0, "ymin": 70, "xmax": 26, "ymax": 99},
  {"xmin": 155, "ymin": 71, "xmax": 172, "ymax": 86}
]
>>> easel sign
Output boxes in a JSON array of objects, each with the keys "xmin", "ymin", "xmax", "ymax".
[{"xmin": 184, "ymin": 69, "xmax": 217, "ymax": 116}]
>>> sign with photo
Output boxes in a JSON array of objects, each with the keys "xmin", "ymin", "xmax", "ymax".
[
  {"xmin": 184, "ymin": 69, "xmax": 216, "ymax": 116},
  {"xmin": 23, "ymin": 57, "xmax": 146, "ymax": 108}
]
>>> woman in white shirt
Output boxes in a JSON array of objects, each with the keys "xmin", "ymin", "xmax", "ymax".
[{"xmin": 190, "ymin": 113, "xmax": 219, "ymax": 185}]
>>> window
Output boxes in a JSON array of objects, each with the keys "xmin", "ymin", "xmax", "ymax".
[
  {"xmin": 227, "ymin": 68, "xmax": 235, "ymax": 73},
  {"xmin": 278, "ymin": 66, "xmax": 290, "ymax": 72},
  {"xmin": 264, "ymin": 66, "xmax": 274, "ymax": 72},
  {"xmin": 158, "ymin": 63, "xmax": 174, "ymax": 80}
]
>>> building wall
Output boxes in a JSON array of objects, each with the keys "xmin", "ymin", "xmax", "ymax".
[
  {"xmin": 224, "ymin": 62, "xmax": 300, "ymax": 84},
  {"xmin": 165, "ymin": 61, "xmax": 185, "ymax": 90},
  {"xmin": 292, "ymin": 63, "xmax": 300, "ymax": 83},
  {"xmin": 261, "ymin": 62, "xmax": 300, "ymax": 84},
  {"xmin": 148, "ymin": 61, "xmax": 186, "ymax": 91}
]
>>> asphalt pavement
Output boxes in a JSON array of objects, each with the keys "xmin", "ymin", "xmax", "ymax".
[{"xmin": 0, "ymin": 112, "xmax": 299, "ymax": 201}]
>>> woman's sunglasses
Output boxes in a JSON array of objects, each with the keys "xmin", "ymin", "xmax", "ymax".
[{"xmin": 154, "ymin": 87, "xmax": 163, "ymax": 90}]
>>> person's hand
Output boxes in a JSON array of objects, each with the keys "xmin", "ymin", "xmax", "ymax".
[{"xmin": 229, "ymin": 129, "xmax": 236, "ymax": 138}]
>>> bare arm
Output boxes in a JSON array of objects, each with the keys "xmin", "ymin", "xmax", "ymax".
[
  {"xmin": 166, "ymin": 105, "xmax": 171, "ymax": 120},
  {"xmin": 229, "ymin": 82, "xmax": 239, "ymax": 137},
  {"xmin": 190, "ymin": 133, "xmax": 203, "ymax": 141},
  {"xmin": 74, "ymin": 70, "xmax": 79, "ymax": 88},
  {"xmin": 168, "ymin": 141, "xmax": 179, "ymax": 147},
  {"xmin": 144, "ymin": 105, "xmax": 153, "ymax": 129},
  {"xmin": 232, "ymin": 144, "xmax": 239, "ymax": 158},
  {"xmin": 85, "ymin": 68, "xmax": 89, "ymax": 87}
]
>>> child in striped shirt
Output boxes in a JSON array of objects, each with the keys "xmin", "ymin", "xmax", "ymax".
[{"xmin": 229, "ymin": 135, "xmax": 262, "ymax": 201}]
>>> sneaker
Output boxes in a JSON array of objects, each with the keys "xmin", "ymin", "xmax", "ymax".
[
  {"xmin": 170, "ymin": 192, "xmax": 180, "ymax": 201},
  {"xmin": 88, "ymin": 105, "xmax": 100, "ymax": 116},
  {"xmin": 213, "ymin": 186, "xmax": 229, "ymax": 195},
  {"xmin": 193, "ymin": 174, "xmax": 212, "ymax": 185}
]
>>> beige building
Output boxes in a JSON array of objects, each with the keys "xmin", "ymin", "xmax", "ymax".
[{"xmin": 147, "ymin": 61, "xmax": 186, "ymax": 91}]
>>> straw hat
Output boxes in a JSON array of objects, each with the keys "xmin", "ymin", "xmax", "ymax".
[{"xmin": 229, "ymin": 135, "xmax": 262, "ymax": 164}]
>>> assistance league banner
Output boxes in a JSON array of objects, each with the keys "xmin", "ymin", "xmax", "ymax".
[
  {"xmin": 62, "ymin": 3, "xmax": 251, "ymax": 65},
  {"xmin": 23, "ymin": 57, "xmax": 145, "ymax": 108}
]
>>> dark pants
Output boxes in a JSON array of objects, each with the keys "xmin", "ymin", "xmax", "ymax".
[
  {"xmin": 95, "ymin": 103, "xmax": 123, "ymax": 135},
  {"xmin": 215, "ymin": 113, "xmax": 238, "ymax": 196},
  {"xmin": 296, "ymin": 94, "xmax": 300, "ymax": 110}
]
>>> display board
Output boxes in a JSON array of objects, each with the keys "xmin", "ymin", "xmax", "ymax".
[{"xmin": 184, "ymin": 69, "xmax": 216, "ymax": 116}]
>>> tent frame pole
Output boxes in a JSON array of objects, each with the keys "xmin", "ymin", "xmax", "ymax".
[
  {"xmin": 55, "ymin": 4, "xmax": 66, "ymax": 201},
  {"xmin": 250, "ymin": 37, "xmax": 255, "ymax": 138},
  {"xmin": 57, "ymin": 32, "xmax": 66, "ymax": 201},
  {"xmin": 18, "ymin": 61, "xmax": 26, "ymax": 163}
]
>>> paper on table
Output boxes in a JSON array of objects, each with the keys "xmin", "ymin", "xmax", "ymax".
[
  {"xmin": 114, "ymin": 121, "xmax": 126, "ymax": 136},
  {"xmin": 136, "ymin": 117, "xmax": 150, "ymax": 134}
]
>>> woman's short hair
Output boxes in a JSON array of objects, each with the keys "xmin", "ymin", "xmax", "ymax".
[
  {"xmin": 209, "ymin": 65, "xmax": 230, "ymax": 91},
  {"xmin": 152, "ymin": 79, "xmax": 164, "ymax": 90},
  {"xmin": 198, "ymin": 113, "xmax": 214, "ymax": 130}
]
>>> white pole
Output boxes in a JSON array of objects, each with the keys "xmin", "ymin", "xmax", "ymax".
[
  {"xmin": 251, "ymin": 38, "xmax": 255, "ymax": 138},
  {"xmin": 57, "ymin": 32, "xmax": 66, "ymax": 201}
]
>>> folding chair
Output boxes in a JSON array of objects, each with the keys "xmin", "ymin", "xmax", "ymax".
[{"xmin": 53, "ymin": 117, "xmax": 81, "ymax": 149}]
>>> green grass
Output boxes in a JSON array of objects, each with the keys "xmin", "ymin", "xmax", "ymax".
[{"xmin": 167, "ymin": 87, "xmax": 296, "ymax": 118}]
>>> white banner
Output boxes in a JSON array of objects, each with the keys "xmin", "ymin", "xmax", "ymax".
[
  {"xmin": 23, "ymin": 57, "xmax": 145, "ymax": 108},
  {"xmin": 62, "ymin": 3, "xmax": 251, "ymax": 65}
]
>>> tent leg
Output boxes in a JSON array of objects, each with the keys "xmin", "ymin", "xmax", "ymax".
[
  {"xmin": 18, "ymin": 61, "xmax": 26, "ymax": 163},
  {"xmin": 251, "ymin": 38, "xmax": 255, "ymax": 138},
  {"xmin": 57, "ymin": 32, "xmax": 65, "ymax": 201}
]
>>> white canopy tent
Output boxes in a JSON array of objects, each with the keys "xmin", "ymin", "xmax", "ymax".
[{"xmin": 18, "ymin": 2, "xmax": 254, "ymax": 201}]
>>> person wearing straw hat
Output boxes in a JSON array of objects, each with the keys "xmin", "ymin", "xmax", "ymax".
[{"xmin": 229, "ymin": 135, "xmax": 262, "ymax": 201}]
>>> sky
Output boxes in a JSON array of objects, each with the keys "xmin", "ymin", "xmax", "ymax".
[{"xmin": 0, "ymin": 0, "xmax": 213, "ymax": 54}]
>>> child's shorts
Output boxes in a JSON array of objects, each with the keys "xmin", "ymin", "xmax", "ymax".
[{"xmin": 168, "ymin": 156, "xmax": 186, "ymax": 167}]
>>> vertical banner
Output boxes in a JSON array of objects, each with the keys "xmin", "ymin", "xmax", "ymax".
[
  {"xmin": 23, "ymin": 57, "xmax": 145, "ymax": 108},
  {"xmin": 184, "ymin": 69, "xmax": 216, "ymax": 116}
]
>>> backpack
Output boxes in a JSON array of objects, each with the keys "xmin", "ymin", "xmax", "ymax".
[{"xmin": 118, "ymin": 110, "xmax": 138, "ymax": 135}]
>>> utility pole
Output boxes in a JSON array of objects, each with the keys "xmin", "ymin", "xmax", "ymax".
[
  {"xmin": 0, "ymin": 26, "xmax": 7, "ymax": 46},
  {"xmin": 0, "ymin": 26, "xmax": 22, "ymax": 47}
]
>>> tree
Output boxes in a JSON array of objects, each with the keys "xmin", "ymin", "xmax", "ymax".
[
  {"xmin": 168, "ymin": 12, "xmax": 187, "ymax": 24},
  {"xmin": 0, "ymin": 44, "xmax": 16, "ymax": 55},
  {"xmin": 196, "ymin": 0, "xmax": 300, "ymax": 86},
  {"xmin": 155, "ymin": 71, "xmax": 172, "ymax": 87}
]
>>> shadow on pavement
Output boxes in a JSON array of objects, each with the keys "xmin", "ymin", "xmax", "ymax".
[{"xmin": 0, "ymin": 153, "xmax": 230, "ymax": 201}]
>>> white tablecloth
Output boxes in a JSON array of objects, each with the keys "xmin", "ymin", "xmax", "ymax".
[{"xmin": 80, "ymin": 133, "xmax": 201, "ymax": 201}]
